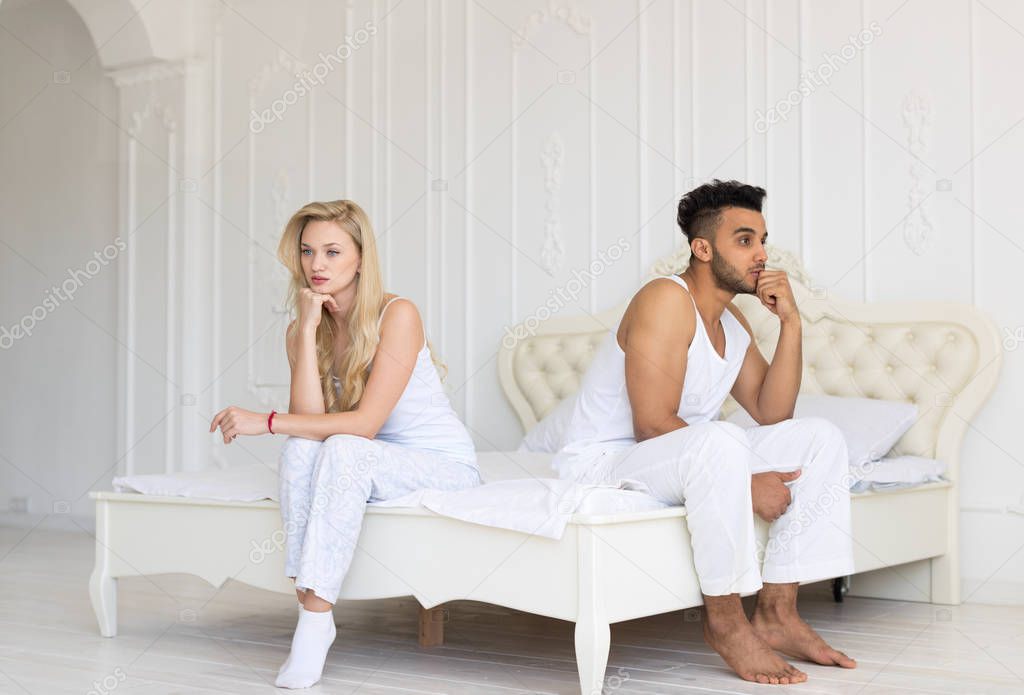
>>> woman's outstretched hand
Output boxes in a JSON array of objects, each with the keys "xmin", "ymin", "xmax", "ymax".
[
  {"xmin": 298, "ymin": 287, "xmax": 341, "ymax": 333},
  {"xmin": 209, "ymin": 406, "xmax": 270, "ymax": 443}
]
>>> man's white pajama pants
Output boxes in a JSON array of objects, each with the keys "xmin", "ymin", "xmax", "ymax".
[
  {"xmin": 278, "ymin": 434, "xmax": 481, "ymax": 605},
  {"xmin": 565, "ymin": 417, "xmax": 855, "ymax": 596}
]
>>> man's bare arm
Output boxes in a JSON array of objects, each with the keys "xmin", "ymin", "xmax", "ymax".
[
  {"xmin": 727, "ymin": 304, "xmax": 801, "ymax": 425},
  {"xmin": 757, "ymin": 316, "xmax": 801, "ymax": 423},
  {"xmin": 623, "ymin": 280, "xmax": 696, "ymax": 442}
]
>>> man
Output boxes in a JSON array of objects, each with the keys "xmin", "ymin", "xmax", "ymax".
[{"xmin": 552, "ymin": 179, "xmax": 856, "ymax": 685}]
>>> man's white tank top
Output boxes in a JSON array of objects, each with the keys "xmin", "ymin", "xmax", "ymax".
[
  {"xmin": 332, "ymin": 296, "xmax": 477, "ymax": 467},
  {"xmin": 553, "ymin": 274, "xmax": 750, "ymax": 477}
]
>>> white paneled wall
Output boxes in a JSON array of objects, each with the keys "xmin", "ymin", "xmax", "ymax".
[{"xmin": 1, "ymin": 0, "xmax": 1021, "ymax": 603}]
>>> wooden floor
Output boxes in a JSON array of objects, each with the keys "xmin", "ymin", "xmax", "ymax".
[{"xmin": 1, "ymin": 527, "xmax": 1022, "ymax": 694}]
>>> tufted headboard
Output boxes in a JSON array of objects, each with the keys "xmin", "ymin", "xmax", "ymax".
[{"xmin": 497, "ymin": 247, "xmax": 1003, "ymax": 484}]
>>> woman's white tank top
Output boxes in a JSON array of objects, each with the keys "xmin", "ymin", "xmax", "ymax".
[
  {"xmin": 332, "ymin": 297, "xmax": 477, "ymax": 466},
  {"xmin": 553, "ymin": 274, "xmax": 750, "ymax": 473}
]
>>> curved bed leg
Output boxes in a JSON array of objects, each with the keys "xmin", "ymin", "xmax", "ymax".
[
  {"xmin": 89, "ymin": 567, "xmax": 117, "ymax": 637},
  {"xmin": 575, "ymin": 617, "xmax": 611, "ymax": 695},
  {"xmin": 576, "ymin": 526, "xmax": 610, "ymax": 694},
  {"xmin": 90, "ymin": 497, "xmax": 117, "ymax": 637}
]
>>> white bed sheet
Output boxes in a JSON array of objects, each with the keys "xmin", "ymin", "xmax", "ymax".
[
  {"xmin": 110, "ymin": 451, "xmax": 665, "ymax": 540},
  {"xmin": 110, "ymin": 450, "xmax": 946, "ymax": 539}
]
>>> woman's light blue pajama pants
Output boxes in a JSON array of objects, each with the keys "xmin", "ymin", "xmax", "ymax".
[{"xmin": 279, "ymin": 434, "xmax": 481, "ymax": 604}]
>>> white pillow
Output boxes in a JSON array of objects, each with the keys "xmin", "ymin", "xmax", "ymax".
[
  {"xmin": 723, "ymin": 393, "xmax": 918, "ymax": 467},
  {"xmin": 517, "ymin": 395, "xmax": 577, "ymax": 453},
  {"xmin": 849, "ymin": 454, "xmax": 946, "ymax": 492}
]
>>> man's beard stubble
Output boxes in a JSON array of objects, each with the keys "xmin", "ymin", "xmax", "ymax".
[{"xmin": 709, "ymin": 245, "xmax": 757, "ymax": 296}]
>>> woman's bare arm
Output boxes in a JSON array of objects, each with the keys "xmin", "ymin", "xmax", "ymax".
[
  {"xmin": 273, "ymin": 300, "xmax": 423, "ymax": 441},
  {"xmin": 287, "ymin": 319, "xmax": 327, "ymax": 414}
]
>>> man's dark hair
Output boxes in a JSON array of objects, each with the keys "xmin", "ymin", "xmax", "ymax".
[{"xmin": 676, "ymin": 179, "xmax": 767, "ymax": 243}]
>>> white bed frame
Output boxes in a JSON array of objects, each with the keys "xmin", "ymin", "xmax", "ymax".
[{"xmin": 89, "ymin": 250, "xmax": 1002, "ymax": 695}]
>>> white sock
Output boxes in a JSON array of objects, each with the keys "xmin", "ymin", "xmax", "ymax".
[
  {"xmin": 279, "ymin": 597, "xmax": 308, "ymax": 676},
  {"xmin": 275, "ymin": 606, "xmax": 337, "ymax": 689}
]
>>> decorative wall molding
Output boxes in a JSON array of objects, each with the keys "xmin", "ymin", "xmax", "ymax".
[
  {"xmin": 463, "ymin": 0, "xmax": 474, "ymax": 418},
  {"xmin": 127, "ymin": 91, "xmax": 177, "ymax": 136},
  {"xmin": 901, "ymin": 90, "xmax": 935, "ymax": 256},
  {"xmin": 515, "ymin": 0, "xmax": 592, "ymax": 44},
  {"xmin": 211, "ymin": 9, "xmax": 226, "ymax": 467},
  {"xmin": 107, "ymin": 60, "xmax": 190, "ymax": 88},
  {"xmin": 245, "ymin": 49, "xmax": 311, "ymax": 412},
  {"xmin": 636, "ymin": 0, "xmax": 646, "ymax": 276},
  {"xmin": 540, "ymin": 132, "xmax": 566, "ymax": 273},
  {"xmin": 121, "ymin": 138, "xmax": 137, "ymax": 476},
  {"xmin": 120, "ymin": 88, "xmax": 179, "ymax": 474},
  {"xmin": 269, "ymin": 167, "xmax": 293, "ymax": 316},
  {"xmin": 164, "ymin": 128, "xmax": 177, "ymax": 474},
  {"xmin": 507, "ymin": 1, "xmax": 595, "ymax": 310},
  {"xmin": 587, "ymin": 15, "xmax": 597, "ymax": 312},
  {"xmin": 271, "ymin": 167, "xmax": 291, "ymax": 236},
  {"xmin": 861, "ymin": 0, "xmax": 870, "ymax": 300}
]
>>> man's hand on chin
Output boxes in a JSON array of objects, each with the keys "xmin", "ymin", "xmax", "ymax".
[{"xmin": 755, "ymin": 270, "xmax": 799, "ymax": 323}]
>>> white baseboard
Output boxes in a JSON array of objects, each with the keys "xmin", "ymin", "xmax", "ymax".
[
  {"xmin": 0, "ymin": 511, "xmax": 95, "ymax": 534},
  {"xmin": 962, "ymin": 578, "xmax": 1024, "ymax": 606}
]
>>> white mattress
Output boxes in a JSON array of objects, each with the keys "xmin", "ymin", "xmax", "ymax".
[
  {"xmin": 110, "ymin": 450, "xmax": 947, "ymax": 502},
  {"xmin": 474, "ymin": 451, "xmax": 947, "ymax": 494},
  {"xmin": 109, "ymin": 451, "xmax": 658, "ymax": 505},
  {"xmin": 109, "ymin": 450, "xmax": 946, "ymax": 539},
  {"xmin": 110, "ymin": 451, "xmax": 667, "ymax": 540}
]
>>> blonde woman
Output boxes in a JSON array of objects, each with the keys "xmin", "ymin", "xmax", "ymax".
[{"xmin": 209, "ymin": 200, "xmax": 480, "ymax": 689}]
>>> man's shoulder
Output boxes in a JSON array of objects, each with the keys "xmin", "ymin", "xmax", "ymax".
[
  {"xmin": 633, "ymin": 275, "xmax": 693, "ymax": 305},
  {"xmin": 622, "ymin": 277, "xmax": 696, "ymax": 340}
]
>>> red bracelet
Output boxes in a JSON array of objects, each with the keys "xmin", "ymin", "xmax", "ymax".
[{"xmin": 268, "ymin": 410, "xmax": 277, "ymax": 434}]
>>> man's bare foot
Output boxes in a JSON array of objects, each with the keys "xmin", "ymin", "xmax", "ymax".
[
  {"xmin": 752, "ymin": 604, "xmax": 857, "ymax": 669},
  {"xmin": 703, "ymin": 615, "xmax": 808, "ymax": 685}
]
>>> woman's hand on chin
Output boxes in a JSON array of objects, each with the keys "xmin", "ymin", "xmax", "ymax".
[
  {"xmin": 298, "ymin": 287, "xmax": 340, "ymax": 332},
  {"xmin": 209, "ymin": 406, "xmax": 269, "ymax": 443}
]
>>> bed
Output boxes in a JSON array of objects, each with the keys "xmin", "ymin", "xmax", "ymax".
[{"xmin": 89, "ymin": 249, "xmax": 1002, "ymax": 695}]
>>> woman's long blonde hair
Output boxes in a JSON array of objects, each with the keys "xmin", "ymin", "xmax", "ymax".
[{"xmin": 277, "ymin": 199, "xmax": 446, "ymax": 413}]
